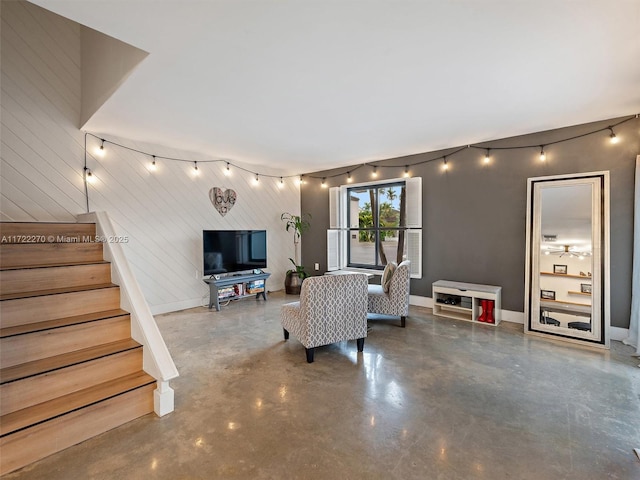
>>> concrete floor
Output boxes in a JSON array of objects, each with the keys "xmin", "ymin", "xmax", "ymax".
[{"xmin": 7, "ymin": 291, "xmax": 640, "ymax": 479}]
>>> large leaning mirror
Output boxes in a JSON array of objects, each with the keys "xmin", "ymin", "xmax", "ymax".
[{"xmin": 525, "ymin": 172, "xmax": 610, "ymax": 347}]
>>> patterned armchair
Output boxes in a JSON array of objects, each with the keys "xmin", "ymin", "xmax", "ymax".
[
  {"xmin": 368, "ymin": 260, "xmax": 411, "ymax": 327},
  {"xmin": 281, "ymin": 273, "xmax": 368, "ymax": 363}
]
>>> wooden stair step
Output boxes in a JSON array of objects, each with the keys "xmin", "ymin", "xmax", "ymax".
[
  {"xmin": 0, "ymin": 381, "xmax": 154, "ymax": 475},
  {"xmin": 0, "ymin": 338, "xmax": 142, "ymax": 384},
  {"xmin": 0, "ymin": 242, "xmax": 104, "ymax": 269},
  {"xmin": 0, "ymin": 371, "xmax": 155, "ymax": 437},
  {"xmin": 0, "ymin": 285, "xmax": 120, "ymax": 328},
  {"xmin": 0, "ymin": 282, "xmax": 117, "ymax": 301},
  {"xmin": 0, "ymin": 309, "xmax": 129, "ymax": 338},
  {"xmin": 0, "ymin": 262, "xmax": 112, "ymax": 295},
  {"xmin": 0, "ymin": 260, "xmax": 110, "ymax": 272},
  {"xmin": 0, "ymin": 348, "xmax": 144, "ymax": 416},
  {"xmin": 0, "ymin": 222, "xmax": 96, "ymax": 241},
  {"xmin": 1, "ymin": 314, "xmax": 132, "ymax": 369}
]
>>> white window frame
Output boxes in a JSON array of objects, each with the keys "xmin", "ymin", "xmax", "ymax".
[{"xmin": 328, "ymin": 177, "xmax": 422, "ymax": 278}]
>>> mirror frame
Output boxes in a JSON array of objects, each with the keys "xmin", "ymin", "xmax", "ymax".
[{"xmin": 524, "ymin": 171, "xmax": 610, "ymax": 348}]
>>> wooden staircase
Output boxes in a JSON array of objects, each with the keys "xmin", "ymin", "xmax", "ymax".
[{"xmin": 0, "ymin": 222, "xmax": 155, "ymax": 475}]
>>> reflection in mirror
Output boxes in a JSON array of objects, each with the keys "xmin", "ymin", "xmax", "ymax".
[
  {"xmin": 539, "ymin": 184, "xmax": 593, "ymax": 332},
  {"xmin": 525, "ymin": 173, "xmax": 609, "ymax": 347}
]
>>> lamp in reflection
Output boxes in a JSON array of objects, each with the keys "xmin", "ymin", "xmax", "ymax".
[
  {"xmin": 384, "ymin": 380, "xmax": 405, "ymax": 409},
  {"xmin": 543, "ymin": 244, "xmax": 592, "ymax": 257},
  {"xmin": 439, "ymin": 448, "xmax": 447, "ymax": 461}
]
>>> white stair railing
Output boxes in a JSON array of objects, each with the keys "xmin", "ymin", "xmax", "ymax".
[{"xmin": 78, "ymin": 211, "xmax": 178, "ymax": 416}]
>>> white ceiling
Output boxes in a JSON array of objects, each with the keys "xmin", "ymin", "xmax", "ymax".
[{"xmin": 33, "ymin": 0, "xmax": 640, "ymax": 174}]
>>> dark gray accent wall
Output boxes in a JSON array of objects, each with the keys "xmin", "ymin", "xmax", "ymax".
[{"xmin": 300, "ymin": 116, "xmax": 639, "ymax": 328}]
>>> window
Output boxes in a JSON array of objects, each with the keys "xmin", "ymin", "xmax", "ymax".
[
  {"xmin": 328, "ymin": 177, "xmax": 422, "ymax": 278},
  {"xmin": 347, "ymin": 182, "xmax": 406, "ymax": 269}
]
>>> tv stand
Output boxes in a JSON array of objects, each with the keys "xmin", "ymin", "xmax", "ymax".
[{"xmin": 203, "ymin": 271, "xmax": 271, "ymax": 311}]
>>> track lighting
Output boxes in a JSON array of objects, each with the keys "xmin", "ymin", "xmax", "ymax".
[
  {"xmin": 539, "ymin": 146, "xmax": 546, "ymax": 162},
  {"xmin": 347, "ymin": 172, "xmax": 353, "ymax": 183},
  {"xmin": 608, "ymin": 127, "xmax": 618, "ymax": 144},
  {"xmin": 372, "ymin": 165, "xmax": 378, "ymax": 178},
  {"xmin": 149, "ymin": 155, "xmax": 157, "ymax": 171},
  {"xmin": 321, "ymin": 177, "xmax": 327, "ymax": 188},
  {"xmin": 193, "ymin": 162, "xmax": 199, "ymax": 175},
  {"xmin": 484, "ymin": 149, "xmax": 490, "ymax": 164},
  {"xmin": 442, "ymin": 157, "xmax": 449, "ymax": 171},
  {"xmin": 404, "ymin": 166, "xmax": 410, "ymax": 178},
  {"xmin": 278, "ymin": 177, "xmax": 284, "ymax": 189},
  {"xmin": 298, "ymin": 175, "xmax": 304, "ymax": 185},
  {"xmin": 224, "ymin": 162, "xmax": 231, "ymax": 176},
  {"xmin": 254, "ymin": 174, "xmax": 259, "ymax": 184}
]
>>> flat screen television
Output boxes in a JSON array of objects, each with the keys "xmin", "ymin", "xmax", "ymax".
[{"xmin": 203, "ymin": 230, "xmax": 267, "ymax": 276}]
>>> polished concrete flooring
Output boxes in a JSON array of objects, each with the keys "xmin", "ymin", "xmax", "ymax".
[{"xmin": 7, "ymin": 292, "xmax": 640, "ymax": 479}]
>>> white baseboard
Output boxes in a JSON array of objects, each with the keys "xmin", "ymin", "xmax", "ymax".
[
  {"xmin": 152, "ymin": 295, "xmax": 631, "ymax": 341},
  {"xmin": 611, "ymin": 326, "xmax": 630, "ymax": 342},
  {"xmin": 501, "ymin": 310, "xmax": 525, "ymax": 324},
  {"xmin": 409, "ymin": 295, "xmax": 432, "ymax": 308},
  {"xmin": 409, "ymin": 296, "xmax": 630, "ymax": 338},
  {"xmin": 151, "ymin": 298, "xmax": 204, "ymax": 315}
]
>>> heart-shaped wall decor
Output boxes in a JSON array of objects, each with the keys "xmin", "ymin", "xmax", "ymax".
[{"xmin": 209, "ymin": 187, "xmax": 237, "ymax": 217}]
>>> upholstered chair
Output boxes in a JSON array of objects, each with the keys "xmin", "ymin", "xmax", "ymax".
[
  {"xmin": 367, "ymin": 260, "xmax": 411, "ymax": 327},
  {"xmin": 281, "ymin": 273, "xmax": 368, "ymax": 363}
]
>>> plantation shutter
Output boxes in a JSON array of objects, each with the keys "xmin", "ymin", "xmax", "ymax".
[
  {"xmin": 329, "ymin": 187, "xmax": 340, "ymax": 229},
  {"xmin": 405, "ymin": 177, "xmax": 422, "ymax": 228},
  {"xmin": 406, "ymin": 229, "xmax": 422, "ymax": 278},
  {"xmin": 327, "ymin": 230, "xmax": 341, "ymax": 271}
]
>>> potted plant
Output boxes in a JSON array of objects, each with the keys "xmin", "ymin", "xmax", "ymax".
[{"xmin": 281, "ymin": 212, "xmax": 311, "ymax": 294}]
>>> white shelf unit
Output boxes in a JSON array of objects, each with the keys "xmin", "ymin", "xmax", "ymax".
[{"xmin": 432, "ymin": 280, "xmax": 502, "ymax": 326}]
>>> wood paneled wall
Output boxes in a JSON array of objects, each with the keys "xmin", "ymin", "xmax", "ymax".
[{"xmin": 1, "ymin": 1, "xmax": 300, "ymax": 314}]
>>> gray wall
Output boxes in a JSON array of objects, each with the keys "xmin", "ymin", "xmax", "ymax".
[{"xmin": 300, "ymin": 116, "xmax": 639, "ymax": 328}]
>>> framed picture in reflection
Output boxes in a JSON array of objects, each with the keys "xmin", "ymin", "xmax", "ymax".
[
  {"xmin": 541, "ymin": 289, "xmax": 556, "ymax": 300},
  {"xmin": 580, "ymin": 283, "xmax": 592, "ymax": 294},
  {"xmin": 553, "ymin": 264, "xmax": 568, "ymax": 274}
]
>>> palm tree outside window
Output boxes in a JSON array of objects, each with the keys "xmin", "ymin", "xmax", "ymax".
[{"xmin": 346, "ymin": 182, "xmax": 407, "ymax": 269}]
